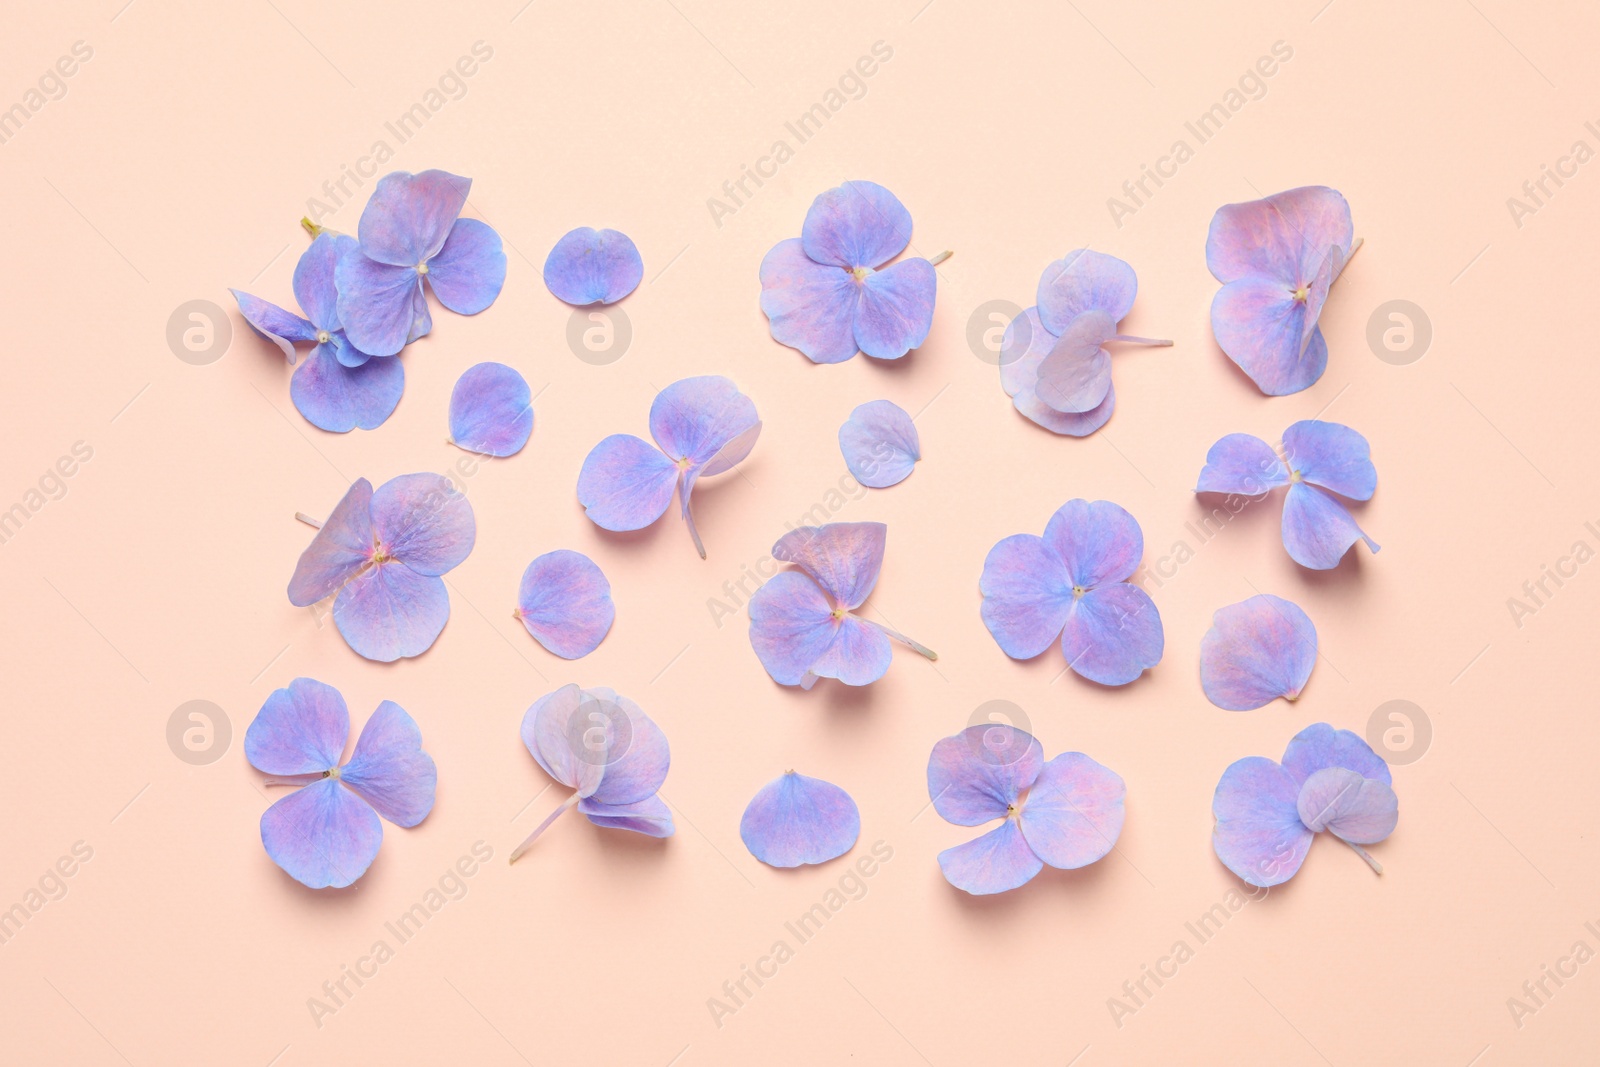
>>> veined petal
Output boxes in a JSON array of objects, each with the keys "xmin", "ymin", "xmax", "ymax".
[
  {"xmin": 333, "ymin": 564, "xmax": 451, "ymax": 662},
  {"xmin": 1297, "ymin": 767, "xmax": 1398, "ymax": 844},
  {"xmin": 427, "ymin": 217, "xmax": 507, "ymax": 315},
  {"xmin": 1043, "ymin": 498, "xmax": 1144, "ymax": 588},
  {"xmin": 1281, "ymin": 482, "xmax": 1378, "ymax": 570},
  {"xmin": 339, "ymin": 701, "xmax": 437, "ymax": 827},
  {"xmin": 245, "ymin": 677, "xmax": 349, "ymax": 775},
  {"xmin": 587, "ymin": 693, "xmax": 671, "ymax": 806},
  {"xmin": 1195, "ymin": 433, "xmax": 1288, "ymax": 496},
  {"xmin": 579, "ymin": 794, "xmax": 674, "ymax": 837},
  {"xmin": 927, "ymin": 725, "xmax": 1044, "ymax": 826},
  {"xmin": 260, "ymin": 777, "xmax": 382, "ymax": 889},
  {"xmin": 1211, "ymin": 276, "xmax": 1328, "ymax": 396},
  {"xmin": 771, "ymin": 522, "xmax": 886, "ymax": 610},
  {"xmin": 806, "ymin": 614, "xmax": 891, "ymax": 687},
  {"xmin": 334, "ymin": 252, "xmax": 421, "ymax": 358},
  {"xmin": 288, "ymin": 478, "xmax": 375, "ymax": 606},
  {"xmin": 292, "ymin": 233, "xmax": 354, "ymax": 332},
  {"xmin": 1035, "ymin": 310, "xmax": 1115, "ymax": 414},
  {"xmin": 357, "ymin": 169, "xmax": 471, "ymax": 266},
  {"xmin": 838, "ymin": 399, "xmax": 920, "ymax": 489},
  {"xmin": 1282, "ymin": 420, "xmax": 1376, "ymax": 500},
  {"xmin": 1036, "ymin": 249, "xmax": 1136, "ymax": 335},
  {"xmin": 520, "ymin": 685, "xmax": 603, "ymax": 796},
  {"xmin": 801, "ymin": 180, "xmax": 912, "ymax": 270},
  {"xmin": 1018, "ymin": 752, "xmax": 1126, "ymax": 869},
  {"xmin": 759, "ymin": 238, "xmax": 859, "ymax": 364},
  {"xmin": 854, "ymin": 257, "xmax": 935, "ymax": 360},
  {"xmin": 1199, "ymin": 594, "xmax": 1317, "ymax": 711},
  {"xmin": 978, "ymin": 533, "xmax": 1073, "ymax": 660},
  {"xmin": 1212, "ymin": 756, "xmax": 1313, "ymax": 887},
  {"xmin": 747, "ymin": 571, "xmax": 838, "ymax": 686},
  {"xmin": 542, "ymin": 227, "xmax": 643, "ymax": 306},
  {"xmin": 1281, "ymin": 722, "xmax": 1392, "ymax": 789},
  {"xmin": 1061, "ymin": 582, "xmax": 1164, "ymax": 686},
  {"xmin": 577, "ymin": 434, "xmax": 679, "ymax": 531},
  {"xmin": 230, "ymin": 289, "xmax": 315, "ymax": 364},
  {"xmin": 1205, "ymin": 186, "xmax": 1353, "ymax": 285},
  {"xmin": 739, "ymin": 772, "xmax": 860, "ymax": 867},
  {"xmin": 449, "ymin": 362, "xmax": 533, "ymax": 457},
  {"xmin": 290, "ymin": 340, "xmax": 404, "ymax": 433},
  {"xmin": 937, "ymin": 820, "xmax": 1043, "ymax": 895},
  {"xmin": 515, "ymin": 550, "xmax": 614, "ymax": 660},
  {"xmin": 369, "ymin": 474, "xmax": 475, "ymax": 576},
  {"xmin": 649, "ymin": 376, "xmax": 760, "ymax": 466}
]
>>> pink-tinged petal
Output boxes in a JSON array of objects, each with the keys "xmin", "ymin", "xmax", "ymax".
[
  {"xmin": 938, "ymin": 820, "xmax": 1044, "ymax": 895},
  {"xmin": 449, "ymin": 362, "xmax": 533, "ymax": 457},
  {"xmin": 1195, "ymin": 433, "xmax": 1288, "ymax": 495},
  {"xmin": 978, "ymin": 534, "xmax": 1072, "ymax": 660},
  {"xmin": 520, "ymin": 685, "xmax": 604, "ymax": 796},
  {"xmin": 1296, "ymin": 767, "xmax": 1398, "ymax": 844},
  {"xmin": 330, "ymin": 333, "xmax": 374, "ymax": 368},
  {"xmin": 287, "ymin": 478, "xmax": 375, "ymax": 606},
  {"xmin": 739, "ymin": 772, "xmax": 860, "ymax": 867},
  {"xmin": 747, "ymin": 571, "xmax": 839, "ymax": 686},
  {"xmin": 1044, "ymin": 499, "xmax": 1145, "ymax": 588},
  {"xmin": 807, "ymin": 613, "xmax": 891, "ymax": 687},
  {"xmin": 999, "ymin": 307, "xmax": 1055, "ymax": 397},
  {"xmin": 1018, "ymin": 752, "xmax": 1125, "ymax": 869},
  {"xmin": 1036, "ymin": 249, "xmax": 1136, "ymax": 336},
  {"xmin": 357, "ymin": 169, "xmax": 471, "ymax": 266},
  {"xmin": 772, "ymin": 522, "xmax": 886, "ymax": 610},
  {"xmin": 1211, "ymin": 756, "xmax": 1313, "ymax": 887},
  {"xmin": 649, "ymin": 376, "xmax": 760, "ymax": 465},
  {"xmin": 698, "ymin": 420, "xmax": 762, "ymax": 477},
  {"xmin": 1210, "ymin": 276, "xmax": 1328, "ymax": 396},
  {"xmin": 542, "ymin": 226, "xmax": 643, "ymax": 306},
  {"xmin": 759, "ymin": 238, "xmax": 859, "ymax": 364},
  {"xmin": 370, "ymin": 473, "xmax": 476, "ymax": 576},
  {"xmin": 260, "ymin": 777, "xmax": 382, "ymax": 889},
  {"xmin": 290, "ymin": 340, "xmax": 404, "ymax": 433},
  {"xmin": 1281, "ymin": 420, "xmax": 1376, "ymax": 500},
  {"xmin": 1036, "ymin": 310, "xmax": 1115, "ymax": 413},
  {"xmin": 587, "ymin": 693, "xmax": 671, "ymax": 806},
  {"xmin": 927, "ymin": 725, "xmax": 1044, "ymax": 826},
  {"xmin": 407, "ymin": 282, "xmax": 433, "ymax": 345},
  {"xmin": 515, "ymin": 549, "xmax": 614, "ymax": 660},
  {"xmin": 1299, "ymin": 245, "xmax": 1337, "ymax": 354},
  {"xmin": 1205, "ymin": 186, "xmax": 1353, "ymax": 285},
  {"xmin": 1281, "ymin": 482, "xmax": 1379, "ymax": 570},
  {"xmin": 427, "ymin": 217, "xmax": 507, "ymax": 315},
  {"xmin": 839, "ymin": 399, "xmax": 920, "ymax": 489},
  {"xmin": 577, "ymin": 433, "xmax": 679, "ymax": 531},
  {"xmin": 1281, "ymin": 722, "xmax": 1392, "ymax": 789},
  {"xmin": 1017, "ymin": 378, "xmax": 1117, "ymax": 436},
  {"xmin": 339, "ymin": 701, "xmax": 436, "ymax": 827},
  {"xmin": 579, "ymin": 794, "xmax": 674, "ymax": 837},
  {"xmin": 333, "ymin": 564, "xmax": 450, "ymax": 662},
  {"xmin": 230, "ymin": 289, "xmax": 315, "ymax": 364},
  {"xmin": 801, "ymin": 180, "xmax": 912, "ymax": 270},
  {"xmin": 334, "ymin": 252, "xmax": 421, "ymax": 358},
  {"xmin": 245, "ymin": 677, "xmax": 350, "ymax": 775},
  {"xmin": 292, "ymin": 233, "xmax": 354, "ymax": 332},
  {"xmin": 1199, "ymin": 595, "xmax": 1317, "ymax": 711},
  {"xmin": 854, "ymin": 257, "xmax": 935, "ymax": 361},
  {"xmin": 1061, "ymin": 583, "xmax": 1163, "ymax": 686}
]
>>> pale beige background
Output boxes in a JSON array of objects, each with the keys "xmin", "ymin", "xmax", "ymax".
[{"xmin": 2, "ymin": 0, "xmax": 1597, "ymax": 1063}]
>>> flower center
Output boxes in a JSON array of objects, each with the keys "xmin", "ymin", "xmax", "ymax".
[
  {"xmin": 1005, "ymin": 803, "xmax": 1018, "ymax": 818},
  {"xmin": 830, "ymin": 606, "xmax": 847, "ymax": 621},
  {"xmin": 372, "ymin": 547, "xmax": 394, "ymax": 565},
  {"xmin": 1289, "ymin": 469, "xmax": 1303, "ymax": 483},
  {"xmin": 1291, "ymin": 285, "xmax": 1309, "ymax": 303},
  {"xmin": 327, "ymin": 766, "xmax": 341, "ymax": 780},
  {"xmin": 417, "ymin": 261, "xmax": 430, "ymax": 275},
  {"xmin": 1072, "ymin": 585, "xmax": 1087, "ymax": 599},
  {"xmin": 316, "ymin": 329, "xmax": 331, "ymax": 344},
  {"xmin": 850, "ymin": 266, "xmax": 873, "ymax": 282}
]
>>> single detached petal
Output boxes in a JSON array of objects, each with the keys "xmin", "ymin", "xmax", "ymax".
[
  {"xmin": 245, "ymin": 677, "xmax": 350, "ymax": 775},
  {"xmin": 1036, "ymin": 249, "xmax": 1137, "ymax": 336},
  {"xmin": 758, "ymin": 238, "xmax": 859, "ymax": 364},
  {"xmin": 427, "ymin": 217, "xmax": 507, "ymax": 315},
  {"xmin": 333, "ymin": 564, "xmax": 451, "ymax": 662},
  {"xmin": 854, "ymin": 256, "xmax": 935, "ymax": 361},
  {"xmin": 927, "ymin": 725, "xmax": 1044, "ymax": 826},
  {"xmin": 334, "ymin": 252, "xmax": 421, "ymax": 358},
  {"xmin": 542, "ymin": 227, "xmax": 643, "ymax": 305},
  {"xmin": 937, "ymin": 820, "xmax": 1044, "ymax": 895},
  {"xmin": 230, "ymin": 289, "xmax": 315, "ymax": 364},
  {"xmin": 1205, "ymin": 186, "xmax": 1353, "ymax": 286},
  {"xmin": 1211, "ymin": 276, "xmax": 1328, "ymax": 396},
  {"xmin": 771, "ymin": 522, "xmax": 886, "ymax": 610},
  {"xmin": 370, "ymin": 473, "xmax": 476, "ymax": 576},
  {"xmin": 739, "ymin": 772, "xmax": 861, "ymax": 867},
  {"xmin": 579, "ymin": 794, "xmax": 674, "ymax": 837},
  {"xmin": 747, "ymin": 571, "xmax": 841, "ymax": 686},
  {"xmin": 357, "ymin": 169, "xmax": 471, "ymax": 267},
  {"xmin": 291, "ymin": 340, "xmax": 405, "ymax": 433},
  {"xmin": 1281, "ymin": 722, "xmax": 1392, "ymax": 789},
  {"xmin": 339, "ymin": 700, "xmax": 437, "ymax": 827},
  {"xmin": 1199, "ymin": 594, "xmax": 1317, "ymax": 711},
  {"xmin": 287, "ymin": 478, "xmax": 375, "ymax": 606},
  {"xmin": 1281, "ymin": 420, "xmax": 1376, "ymax": 500},
  {"xmin": 839, "ymin": 399, "xmax": 920, "ymax": 488},
  {"xmin": 520, "ymin": 685, "xmax": 603, "ymax": 796},
  {"xmin": 1281, "ymin": 482, "xmax": 1379, "ymax": 570},
  {"xmin": 515, "ymin": 549, "xmax": 615, "ymax": 659},
  {"xmin": 449, "ymin": 362, "xmax": 533, "ymax": 456},
  {"xmin": 1195, "ymin": 433, "xmax": 1288, "ymax": 496},
  {"xmin": 293, "ymin": 233, "xmax": 354, "ymax": 332},
  {"xmin": 1061, "ymin": 583, "xmax": 1164, "ymax": 686},
  {"xmin": 577, "ymin": 434, "xmax": 679, "ymax": 531},
  {"xmin": 1043, "ymin": 498, "xmax": 1145, "ymax": 588},
  {"xmin": 1211, "ymin": 756, "xmax": 1313, "ymax": 887},
  {"xmin": 649, "ymin": 376, "xmax": 760, "ymax": 466},
  {"xmin": 978, "ymin": 534, "xmax": 1073, "ymax": 660},
  {"xmin": 806, "ymin": 614, "xmax": 892, "ymax": 687},
  {"xmin": 1018, "ymin": 752, "xmax": 1126, "ymax": 869},
  {"xmin": 1035, "ymin": 310, "xmax": 1115, "ymax": 414},
  {"xmin": 801, "ymin": 180, "xmax": 912, "ymax": 270},
  {"xmin": 260, "ymin": 777, "xmax": 382, "ymax": 889},
  {"xmin": 1296, "ymin": 766, "xmax": 1398, "ymax": 844},
  {"xmin": 586, "ymin": 693, "xmax": 671, "ymax": 806},
  {"xmin": 1001, "ymin": 308, "xmax": 1117, "ymax": 435}
]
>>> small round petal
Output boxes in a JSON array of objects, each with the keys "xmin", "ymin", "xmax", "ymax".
[
  {"xmin": 1205, "ymin": 186, "xmax": 1354, "ymax": 285},
  {"xmin": 1199, "ymin": 595, "xmax": 1318, "ymax": 711},
  {"xmin": 334, "ymin": 252, "xmax": 421, "ymax": 357},
  {"xmin": 758, "ymin": 238, "xmax": 859, "ymax": 364},
  {"xmin": 1281, "ymin": 482, "xmax": 1379, "ymax": 570},
  {"xmin": 357, "ymin": 169, "xmax": 471, "ymax": 267},
  {"xmin": 587, "ymin": 694, "xmax": 671, "ymax": 806},
  {"xmin": 649, "ymin": 376, "xmax": 760, "ymax": 466},
  {"xmin": 839, "ymin": 400, "xmax": 920, "ymax": 489},
  {"xmin": 1043, "ymin": 498, "xmax": 1145, "ymax": 588},
  {"xmin": 854, "ymin": 257, "xmax": 935, "ymax": 361},
  {"xmin": 426, "ymin": 217, "xmax": 507, "ymax": 315},
  {"xmin": 292, "ymin": 233, "xmax": 353, "ymax": 332},
  {"xmin": 260, "ymin": 777, "xmax": 382, "ymax": 889},
  {"xmin": 937, "ymin": 820, "xmax": 1044, "ymax": 895},
  {"xmin": 515, "ymin": 550, "xmax": 614, "ymax": 659},
  {"xmin": 339, "ymin": 700, "xmax": 437, "ymax": 828},
  {"xmin": 1296, "ymin": 766, "xmax": 1398, "ymax": 844},
  {"xmin": 800, "ymin": 180, "xmax": 913, "ymax": 270},
  {"xmin": 449, "ymin": 362, "xmax": 533, "ymax": 457},
  {"xmin": 577, "ymin": 434, "xmax": 679, "ymax": 531},
  {"xmin": 1195, "ymin": 433, "xmax": 1288, "ymax": 496},
  {"xmin": 1036, "ymin": 249, "xmax": 1137, "ymax": 336},
  {"xmin": 739, "ymin": 772, "xmax": 861, "ymax": 867},
  {"xmin": 1211, "ymin": 756, "xmax": 1313, "ymax": 887},
  {"xmin": 806, "ymin": 614, "xmax": 892, "ymax": 687},
  {"xmin": 1016, "ymin": 377, "xmax": 1116, "ymax": 436},
  {"xmin": 1210, "ymin": 277, "xmax": 1328, "ymax": 396},
  {"xmin": 333, "ymin": 564, "xmax": 451, "ymax": 662},
  {"xmin": 1281, "ymin": 420, "xmax": 1376, "ymax": 500},
  {"xmin": 230, "ymin": 289, "xmax": 315, "ymax": 363},
  {"xmin": 579, "ymin": 794, "xmax": 675, "ymax": 837},
  {"xmin": 771, "ymin": 522, "xmax": 886, "ymax": 610},
  {"xmin": 978, "ymin": 534, "xmax": 1073, "ymax": 660},
  {"xmin": 1281, "ymin": 722, "xmax": 1392, "ymax": 789},
  {"xmin": 927, "ymin": 725, "xmax": 1044, "ymax": 826},
  {"xmin": 1061, "ymin": 583, "xmax": 1164, "ymax": 686},
  {"xmin": 520, "ymin": 685, "xmax": 604, "ymax": 796},
  {"xmin": 1035, "ymin": 310, "xmax": 1115, "ymax": 413},
  {"xmin": 1018, "ymin": 752, "xmax": 1126, "ymax": 869},
  {"xmin": 245, "ymin": 677, "xmax": 350, "ymax": 775},
  {"xmin": 542, "ymin": 227, "xmax": 643, "ymax": 306},
  {"xmin": 370, "ymin": 473, "xmax": 476, "ymax": 576},
  {"xmin": 291, "ymin": 341, "xmax": 405, "ymax": 433},
  {"xmin": 747, "ymin": 571, "xmax": 841, "ymax": 686},
  {"xmin": 287, "ymin": 478, "xmax": 375, "ymax": 607}
]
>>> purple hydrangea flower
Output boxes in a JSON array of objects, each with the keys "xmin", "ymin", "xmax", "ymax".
[
  {"xmin": 979, "ymin": 499, "xmax": 1163, "ymax": 686},
  {"xmin": 1207, "ymin": 186, "xmax": 1359, "ymax": 395},
  {"xmin": 1196, "ymin": 419, "xmax": 1379, "ymax": 570},
  {"xmin": 928, "ymin": 724, "xmax": 1125, "ymax": 895},
  {"xmin": 287, "ymin": 474, "xmax": 476, "ymax": 662},
  {"xmin": 449, "ymin": 361, "xmax": 534, "ymax": 457},
  {"xmin": 1213, "ymin": 722, "xmax": 1397, "ymax": 886},
  {"xmin": 1199, "ymin": 594, "xmax": 1318, "ymax": 711},
  {"xmin": 514, "ymin": 549, "xmax": 614, "ymax": 660},
  {"xmin": 245, "ymin": 677, "xmax": 436, "ymax": 889},
  {"xmin": 739, "ymin": 771, "xmax": 860, "ymax": 868},
  {"xmin": 838, "ymin": 399, "xmax": 920, "ymax": 488},
  {"xmin": 999, "ymin": 250, "xmax": 1170, "ymax": 437},
  {"xmin": 335, "ymin": 170, "xmax": 507, "ymax": 357},
  {"xmin": 230, "ymin": 233, "xmax": 404, "ymax": 432},
  {"xmin": 759, "ymin": 181, "xmax": 945, "ymax": 364},
  {"xmin": 747, "ymin": 522, "xmax": 936, "ymax": 689},
  {"xmin": 543, "ymin": 227, "xmax": 643, "ymax": 306}
]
